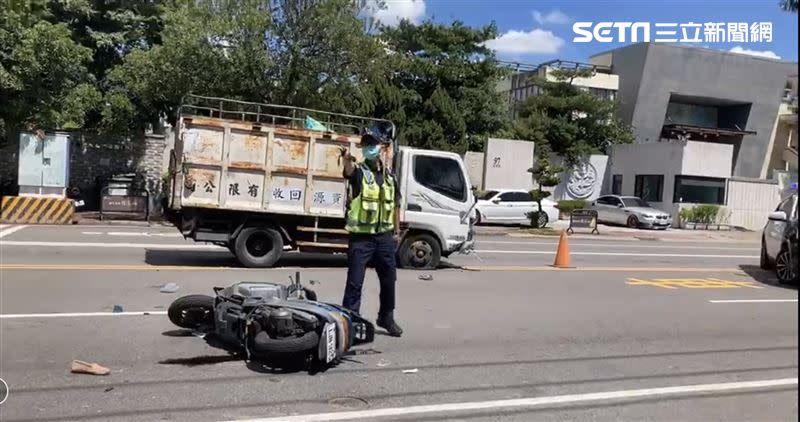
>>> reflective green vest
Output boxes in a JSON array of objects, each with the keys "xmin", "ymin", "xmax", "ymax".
[{"xmin": 345, "ymin": 164, "xmax": 395, "ymax": 234}]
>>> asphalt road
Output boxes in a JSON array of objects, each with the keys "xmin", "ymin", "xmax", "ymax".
[{"xmin": 0, "ymin": 224, "xmax": 797, "ymax": 421}]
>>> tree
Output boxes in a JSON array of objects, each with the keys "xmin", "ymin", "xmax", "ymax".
[
  {"xmin": 0, "ymin": 3, "xmax": 101, "ymax": 144},
  {"xmin": 0, "ymin": 0, "xmax": 165, "ymax": 141},
  {"xmin": 372, "ymin": 20, "xmax": 511, "ymax": 152},
  {"xmin": 780, "ymin": 0, "xmax": 798, "ymax": 12},
  {"xmin": 527, "ymin": 144, "xmax": 562, "ymax": 228},
  {"xmin": 513, "ymin": 68, "xmax": 634, "ymax": 165},
  {"xmin": 105, "ymin": 0, "xmax": 386, "ymax": 132}
]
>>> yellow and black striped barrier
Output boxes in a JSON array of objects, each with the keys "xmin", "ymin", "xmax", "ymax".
[{"xmin": 0, "ymin": 196, "xmax": 75, "ymax": 224}]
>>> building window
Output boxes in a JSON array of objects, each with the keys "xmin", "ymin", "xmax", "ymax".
[
  {"xmin": 634, "ymin": 175, "xmax": 664, "ymax": 202},
  {"xmin": 673, "ymin": 176, "xmax": 726, "ymax": 204},
  {"xmin": 611, "ymin": 175, "xmax": 623, "ymax": 195}
]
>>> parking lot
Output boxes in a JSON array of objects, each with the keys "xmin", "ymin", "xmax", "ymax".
[{"xmin": 0, "ymin": 224, "xmax": 797, "ymax": 421}]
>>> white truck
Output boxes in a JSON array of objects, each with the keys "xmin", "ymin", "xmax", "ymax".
[{"xmin": 167, "ymin": 95, "xmax": 475, "ymax": 269}]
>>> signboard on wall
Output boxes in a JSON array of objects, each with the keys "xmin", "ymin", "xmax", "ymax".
[{"xmin": 483, "ymin": 138, "xmax": 535, "ymax": 191}]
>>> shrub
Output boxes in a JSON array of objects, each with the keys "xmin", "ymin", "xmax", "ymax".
[
  {"xmin": 528, "ymin": 189, "xmax": 552, "ymax": 203},
  {"xmin": 693, "ymin": 204, "xmax": 720, "ymax": 224},
  {"xmin": 681, "ymin": 205, "xmax": 722, "ymax": 225},
  {"xmin": 557, "ymin": 200, "xmax": 587, "ymax": 216}
]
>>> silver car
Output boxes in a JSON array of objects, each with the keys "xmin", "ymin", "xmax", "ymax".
[{"xmin": 590, "ymin": 195, "xmax": 673, "ymax": 229}]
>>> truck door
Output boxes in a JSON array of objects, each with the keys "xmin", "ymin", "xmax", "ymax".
[{"xmin": 400, "ymin": 150, "xmax": 473, "ymax": 254}]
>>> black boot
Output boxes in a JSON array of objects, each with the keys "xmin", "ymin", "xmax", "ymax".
[{"xmin": 376, "ymin": 312, "xmax": 403, "ymax": 337}]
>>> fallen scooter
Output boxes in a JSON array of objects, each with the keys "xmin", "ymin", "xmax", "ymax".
[{"xmin": 167, "ymin": 272, "xmax": 374, "ymax": 367}]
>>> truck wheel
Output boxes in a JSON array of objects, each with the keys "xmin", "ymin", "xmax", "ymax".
[
  {"xmin": 234, "ymin": 227, "xmax": 283, "ymax": 268},
  {"xmin": 398, "ymin": 233, "xmax": 441, "ymax": 270},
  {"xmin": 168, "ymin": 295, "xmax": 215, "ymax": 329}
]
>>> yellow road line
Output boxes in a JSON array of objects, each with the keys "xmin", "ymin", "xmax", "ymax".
[
  {"xmin": 0, "ymin": 264, "xmax": 331, "ymax": 271},
  {"xmin": 462, "ymin": 266, "xmax": 742, "ymax": 272},
  {"xmin": 627, "ymin": 278, "xmax": 678, "ymax": 289}
]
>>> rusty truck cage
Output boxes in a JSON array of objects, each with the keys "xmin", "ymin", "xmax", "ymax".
[{"xmin": 178, "ymin": 94, "xmax": 396, "ymax": 140}]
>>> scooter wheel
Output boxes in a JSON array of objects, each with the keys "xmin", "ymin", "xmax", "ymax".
[{"xmin": 168, "ymin": 295, "xmax": 215, "ymax": 329}]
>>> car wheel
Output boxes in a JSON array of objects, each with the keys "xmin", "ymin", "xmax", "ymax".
[
  {"xmin": 760, "ymin": 237, "xmax": 772, "ymax": 270},
  {"xmin": 627, "ymin": 215, "xmax": 639, "ymax": 228},
  {"xmin": 775, "ymin": 249, "xmax": 796, "ymax": 285},
  {"xmin": 532, "ymin": 211, "xmax": 548, "ymax": 228},
  {"xmin": 398, "ymin": 233, "xmax": 441, "ymax": 270},
  {"xmin": 234, "ymin": 226, "xmax": 283, "ymax": 268}
]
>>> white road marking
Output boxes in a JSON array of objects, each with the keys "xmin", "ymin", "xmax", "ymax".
[
  {"xmin": 475, "ymin": 249, "xmax": 757, "ymax": 259},
  {"xmin": 709, "ymin": 299, "xmax": 799, "ymax": 303},
  {"xmin": 0, "ymin": 225, "xmax": 27, "ymax": 239},
  {"xmin": 0, "ymin": 311, "xmax": 167, "ymax": 319},
  {"xmin": 0, "ymin": 240, "xmax": 224, "ymax": 250},
  {"xmin": 221, "ymin": 378, "xmax": 798, "ymax": 422},
  {"xmin": 80, "ymin": 231, "xmax": 183, "ymax": 237},
  {"xmin": 479, "ymin": 240, "xmax": 758, "ymax": 251}
]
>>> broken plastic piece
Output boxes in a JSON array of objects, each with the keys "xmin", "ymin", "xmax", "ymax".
[
  {"xmin": 71, "ymin": 360, "xmax": 110, "ymax": 376},
  {"xmin": 418, "ymin": 274, "xmax": 433, "ymax": 281},
  {"xmin": 160, "ymin": 283, "xmax": 179, "ymax": 293},
  {"xmin": 112, "ymin": 305, "xmax": 123, "ymax": 313},
  {"xmin": 402, "ymin": 368, "xmax": 419, "ymax": 374}
]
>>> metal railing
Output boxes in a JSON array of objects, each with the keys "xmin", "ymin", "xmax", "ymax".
[{"xmin": 178, "ymin": 94, "xmax": 396, "ymax": 138}]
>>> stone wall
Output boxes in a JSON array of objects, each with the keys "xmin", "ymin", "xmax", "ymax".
[{"xmin": 0, "ymin": 131, "xmax": 169, "ymax": 213}]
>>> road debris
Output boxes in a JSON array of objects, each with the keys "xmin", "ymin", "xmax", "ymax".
[
  {"xmin": 160, "ymin": 283, "xmax": 180, "ymax": 293},
  {"xmin": 402, "ymin": 368, "xmax": 419, "ymax": 374},
  {"xmin": 71, "ymin": 360, "xmax": 110, "ymax": 376},
  {"xmin": 376, "ymin": 359, "xmax": 390, "ymax": 367},
  {"xmin": 104, "ymin": 387, "xmax": 114, "ymax": 392},
  {"xmin": 418, "ymin": 274, "xmax": 433, "ymax": 281},
  {"xmin": 112, "ymin": 305, "xmax": 123, "ymax": 313}
]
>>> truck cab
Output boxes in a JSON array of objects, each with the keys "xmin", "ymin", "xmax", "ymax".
[{"xmin": 395, "ymin": 147, "xmax": 475, "ymax": 268}]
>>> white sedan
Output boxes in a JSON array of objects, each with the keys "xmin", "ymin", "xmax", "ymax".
[{"xmin": 474, "ymin": 189, "xmax": 560, "ymax": 227}]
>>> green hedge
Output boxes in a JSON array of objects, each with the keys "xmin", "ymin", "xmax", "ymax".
[
  {"xmin": 679, "ymin": 205, "xmax": 724, "ymax": 224},
  {"xmin": 557, "ymin": 200, "xmax": 587, "ymax": 216}
]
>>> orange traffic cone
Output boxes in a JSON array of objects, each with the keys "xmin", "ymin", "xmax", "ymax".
[{"xmin": 552, "ymin": 230, "xmax": 573, "ymax": 268}]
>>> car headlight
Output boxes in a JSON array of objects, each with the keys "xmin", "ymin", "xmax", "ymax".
[{"xmin": 642, "ymin": 214, "xmax": 654, "ymax": 219}]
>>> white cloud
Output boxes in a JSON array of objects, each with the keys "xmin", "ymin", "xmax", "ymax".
[
  {"xmin": 483, "ymin": 29, "xmax": 565, "ymax": 54},
  {"xmin": 533, "ymin": 9, "xmax": 569, "ymax": 25},
  {"xmin": 729, "ymin": 46, "xmax": 781, "ymax": 59},
  {"xmin": 370, "ymin": 0, "xmax": 426, "ymax": 27}
]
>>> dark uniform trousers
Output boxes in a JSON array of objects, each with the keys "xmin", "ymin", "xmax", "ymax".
[{"xmin": 342, "ymin": 231, "xmax": 396, "ymax": 315}]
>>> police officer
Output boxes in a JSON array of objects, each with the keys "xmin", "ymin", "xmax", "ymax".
[{"xmin": 340, "ymin": 128, "xmax": 403, "ymax": 337}]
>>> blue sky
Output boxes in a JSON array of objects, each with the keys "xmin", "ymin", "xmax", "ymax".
[{"xmin": 373, "ymin": 0, "xmax": 798, "ymax": 64}]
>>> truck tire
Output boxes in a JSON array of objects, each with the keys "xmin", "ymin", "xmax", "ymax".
[
  {"xmin": 398, "ymin": 233, "xmax": 441, "ymax": 270},
  {"xmin": 253, "ymin": 330, "xmax": 320, "ymax": 354},
  {"xmin": 168, "ymin": 295, "xmax": 215, "ymax": 329},
  {"xmin": 234, "ymin": 226, "xmax": 283, "ymax": 268}
]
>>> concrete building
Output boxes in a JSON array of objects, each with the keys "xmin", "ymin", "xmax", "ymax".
[
  {"xmin": 593, "ymin": 43, "xmax": 796, "ymax": 227},
  {"xmin": 498, "ymin": 60, "xmax": 619, "ymax": 119},
  {"xmin": 762, "ymin": 75, "xmax": 798, "ymax": 180},
  {"xmin": 592, "ymin": 43, "xmax": 797, "ymax": 179}
]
